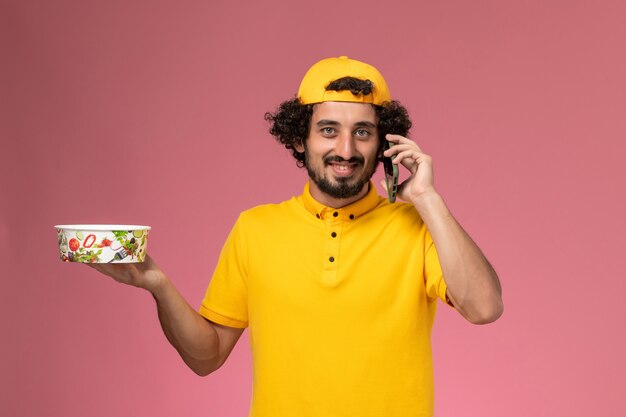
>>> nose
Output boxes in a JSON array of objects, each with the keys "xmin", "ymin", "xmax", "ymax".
[{"xmin": 334, "ymin": 131, "xmax": 356, "ymax": 160}]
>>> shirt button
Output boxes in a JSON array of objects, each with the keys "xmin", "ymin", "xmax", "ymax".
[
  {"xmin": 331, "ymin": 232, "xmax": 337, "ymax": 238},
  {"xmin": 333, "ymin": 212, "xmax": 338, "ymax": 217},
  {"xmin": 329, "ymin": 256, "xmax": 335, "ymax": 262}
]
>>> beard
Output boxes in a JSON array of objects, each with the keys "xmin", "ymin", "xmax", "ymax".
[{"xmin": 304, "ymin": 148, "xmax": 379, "ymax": 200}]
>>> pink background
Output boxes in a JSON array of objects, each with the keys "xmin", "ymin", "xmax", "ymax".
[{"xmin": 2, "ymin": 1, "xmax": 625, "ymax": 416}]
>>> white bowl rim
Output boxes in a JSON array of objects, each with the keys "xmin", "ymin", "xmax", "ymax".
[{"xmin": 54, "ymin": 224, "xmax": 151, "ymax": 231}]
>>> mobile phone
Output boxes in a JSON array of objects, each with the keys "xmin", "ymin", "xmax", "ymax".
[{"xmin": 383, "ymin": 141, "xmax": 398, "ymax": 203}]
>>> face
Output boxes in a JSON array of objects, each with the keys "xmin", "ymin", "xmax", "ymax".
[{"xmin": 295, "ymin": 101, "xmax": 381, "ymax": 206}]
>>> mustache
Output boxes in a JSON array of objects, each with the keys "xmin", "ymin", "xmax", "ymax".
[{"xmin": 323, "ymin": 155, "xmax": 364, "ymax": 165}]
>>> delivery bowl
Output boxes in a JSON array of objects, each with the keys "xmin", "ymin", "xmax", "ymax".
[{"xmin": 55, "ymin": 225, "xmax": 151, "ymax": 263}]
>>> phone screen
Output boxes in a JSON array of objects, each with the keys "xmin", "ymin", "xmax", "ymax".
[{"xmin": 383, "ymin": 141, "xmax": 398, "ymax": 203}]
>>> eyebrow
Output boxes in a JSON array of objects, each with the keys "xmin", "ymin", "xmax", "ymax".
[
  {"xmin": 316, "ymin": 120, "xmax": 377, "ymax": 128},
  {"xmin": 316, "ymin": 120, "xmax": 340, "ymax": 127},
  {"xmin": 354, "ymin": 121, "xmax": 377, "ymax": 129}
]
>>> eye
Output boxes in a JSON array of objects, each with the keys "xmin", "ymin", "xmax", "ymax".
[
  {"xmin": 321, "ymin": 127, "xmax": 336, "ymax": 136},
  {"xmin": 354, "ymin": 129, "xmax": 370, "ymax": 137}
]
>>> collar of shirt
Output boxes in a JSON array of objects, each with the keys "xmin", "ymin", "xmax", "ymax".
[{"xmin": 300, "ymin": 181, "xmax": 382, "ymax": 221}]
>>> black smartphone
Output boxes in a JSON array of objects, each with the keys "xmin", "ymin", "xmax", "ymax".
[{"xmin": 383, "ymin": 141, "xmax": 398, "ymax": 203}]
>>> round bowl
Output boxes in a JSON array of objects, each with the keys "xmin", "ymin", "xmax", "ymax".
[{"xmin": 55, "ymin": 225, "xmax": 151, "ymax": 263}]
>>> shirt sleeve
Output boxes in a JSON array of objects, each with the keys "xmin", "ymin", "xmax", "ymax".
[
  {"xmin": 423, "ymin": 230, "xmax": 450, "ymax": 305},
  {"xmin": 199, "ymin": 216, "xmax": 249, "ymax": 328}
]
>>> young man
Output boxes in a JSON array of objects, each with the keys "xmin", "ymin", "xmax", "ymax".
[{"xmin": 91, "ymin": 56, "xmax": 503, "ymax": 417}]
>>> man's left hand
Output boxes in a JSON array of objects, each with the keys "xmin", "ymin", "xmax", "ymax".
[{"xmin": 383, "ymin": 134, "xmax": 436, "ymax": 204}]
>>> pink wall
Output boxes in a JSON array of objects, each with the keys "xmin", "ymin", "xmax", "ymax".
[{"xmin": 2, "ymin": 1, "xmax": 625, "ymax": 416}]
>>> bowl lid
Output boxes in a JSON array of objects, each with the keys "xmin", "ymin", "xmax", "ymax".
[{"xmin": 54, "ymin": 224, "xmax": 151, "ymax": 231}]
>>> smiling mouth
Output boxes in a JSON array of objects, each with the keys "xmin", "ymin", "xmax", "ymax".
[{"xmin": 327, "ymin": 161, "xmax": 358, "ymax": 177}]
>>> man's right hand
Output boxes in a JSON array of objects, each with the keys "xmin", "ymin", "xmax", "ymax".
[{"xmin": 87, "ymin": 254, "xmax": 166, "ymax": 295}]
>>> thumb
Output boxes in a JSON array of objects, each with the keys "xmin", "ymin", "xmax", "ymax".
[{"xmin": 381, "ymin": 178, "xmax": 408, "ymax": 202}]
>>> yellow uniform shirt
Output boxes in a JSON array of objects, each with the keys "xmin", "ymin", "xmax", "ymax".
[{"xmin": 200, "ymin": 182, "xmax": 449, "ymax": 417}]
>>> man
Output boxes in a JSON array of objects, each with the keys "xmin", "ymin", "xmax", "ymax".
[{"xmin": 91, "ymin": 56, "xmax": 503, "ymax": 416}]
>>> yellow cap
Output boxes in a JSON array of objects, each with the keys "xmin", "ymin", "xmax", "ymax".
[{"xmin": 297, "ymin": 56, "xmax": 391, "ymax": 105}]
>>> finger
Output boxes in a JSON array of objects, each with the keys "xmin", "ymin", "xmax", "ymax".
[
  {"xmin": 383, "ymin": 143, "xmax": 419, "ymax": 158},
  {"xmin": 379, "ymin": 178, "xmax": 409, "ymax": 203},
  {"xmin": 385, "ymin": 134, "xmax": 423, "ymax": 153},
  {"xmin": 392, "ymin": 146, "xmax": 431, "ymax": 162},
  {"xmin": 385, "ymin": 134, "xmax": 408, "ymax": 144},
  {"xmin": 396, "ymin": 181, "xmax": 410, "ymax": 200},
  {"xmin": 86, "ymin": 263, "xmax": 103, "ymax": 273},
  {"xmin": 391, "ymin": 150, "xmax": 425, "ymax": 170},
  {"xmin": 383, "ymin": 142, "xmax": 424, "ymax": 157},
  {"xmin": 392, "ymin": 149, "xmax": 422, "ymax": 161}
]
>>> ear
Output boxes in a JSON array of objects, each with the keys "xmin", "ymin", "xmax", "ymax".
[
  {"xmin": 294, "ymin": 139, "xmax": 305, "ymax": 153},
  {"xmin": 377, "ymin": 139, "xmax": 385, "ymax": 160}
]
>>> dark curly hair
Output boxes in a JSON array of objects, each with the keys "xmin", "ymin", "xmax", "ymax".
[{"xmin": 264, "ymin": 77, "xmax": 412, "ymax": 167}]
